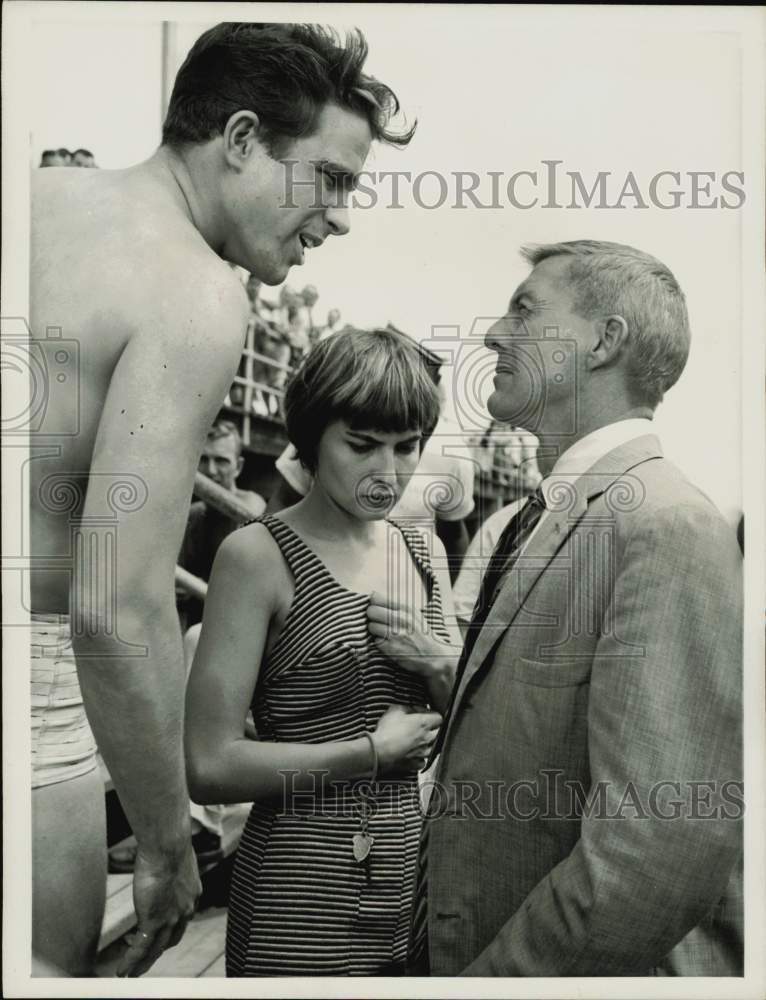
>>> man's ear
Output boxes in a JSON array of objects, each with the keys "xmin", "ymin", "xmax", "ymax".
[
  {"xmin": 235, "ymin": 456, "xmax": 245, "ymax": 478},
  {"xmin": 586, "ymin": 315, "xmax": 629, "ymax": 371},
  {"xmin": 222, "ymin": 111, "xmax": 261, "ymax": 169}
]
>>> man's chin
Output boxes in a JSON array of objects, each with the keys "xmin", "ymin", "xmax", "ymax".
[
  {"xmin": 245, "ymin": 256, "xmax": 291, "ymax": 287},
  {"xmin": 486, "ymin": 389, "xmax": 552, "ymax": 434},
  {"xmin": 487, "ymin": 390, "xmax": 521, "ymax": 424},
  {"xmin": 253, "ymin": 268, "xmax": 288, "ymax": 287}
]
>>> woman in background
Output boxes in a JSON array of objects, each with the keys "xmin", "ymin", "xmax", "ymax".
[{"xmin": 185, "ymin": 328, "xmax": 462, "ymax": 976}]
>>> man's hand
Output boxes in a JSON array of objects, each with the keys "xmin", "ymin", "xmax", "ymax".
[
  {"xmin": 367, "ymin": 590, "xmax": 456, "ymax": 680},
  {"xmin": 117, "ymin": 841, "xmax": 201, "ymax": 977}
]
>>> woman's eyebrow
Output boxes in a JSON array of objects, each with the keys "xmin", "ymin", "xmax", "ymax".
[{"xmin": 347, "ymin": 430, "xmax": 422, "ymax": 443}]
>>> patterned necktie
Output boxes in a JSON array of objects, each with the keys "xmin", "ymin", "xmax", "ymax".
[
  {"xmin": 462, "ymin": 484, "xmax": 547, "ymax": 661},
  {"xmin": 408, "ymin": 486, "xmax": 547, "ymax": 972}
]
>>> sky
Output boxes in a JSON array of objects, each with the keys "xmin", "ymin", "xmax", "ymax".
[{"xmin": 24, "ymin": 3, "xmax": 765, "ymax": 521}]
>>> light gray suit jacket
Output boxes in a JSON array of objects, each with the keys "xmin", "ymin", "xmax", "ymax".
[{"xmin": 426, "ymin": 436, "xmax": 743, "ymax": 976}]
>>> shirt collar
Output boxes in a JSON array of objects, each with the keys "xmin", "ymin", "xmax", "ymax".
[{"xmin": 540, "ymin": 418, "xmax": 655, "ymax": 507}]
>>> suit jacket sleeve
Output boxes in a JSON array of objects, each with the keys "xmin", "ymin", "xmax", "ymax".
[{"xmin": 461, "ymin": 501, "xmax": 743, "ymax": 976}]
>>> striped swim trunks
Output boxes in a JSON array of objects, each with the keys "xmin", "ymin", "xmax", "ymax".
[{"xmin": 31, "ymin": 613, "xmax": 97, "ymax": 789}]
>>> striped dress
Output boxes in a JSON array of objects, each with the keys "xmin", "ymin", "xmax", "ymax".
[{"xmin": 226, "ymin": 515, "xmax": 450, "ymax": 977}]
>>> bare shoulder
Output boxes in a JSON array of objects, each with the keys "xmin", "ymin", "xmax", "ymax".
[
  {"xmin": 131, "ymin": 239, "xmax": 249, "ymax": 349},
  {"xmin": 214, "ymin": 520, "xmax": 292, "ymax": 607},
  {"xmin": 32, "ymin": 166, "xmax": 249, "ymax": 354}
]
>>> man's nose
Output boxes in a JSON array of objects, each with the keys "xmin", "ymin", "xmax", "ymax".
[
  {"xmin": 484, "ymin": 316, "xmax": 519, "ymax": 352},
  {"xmin": 485, "ymin": 318, "xmax": 507, "ymax": 353},
  {"xmin": 325, "ymin": 200, "xmax": 351, "ymax": 237}
]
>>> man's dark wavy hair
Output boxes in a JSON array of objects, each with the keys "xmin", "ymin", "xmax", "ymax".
[{"xmin": 162, "ymin": 22, "xmax": 415, "ymax": 154}]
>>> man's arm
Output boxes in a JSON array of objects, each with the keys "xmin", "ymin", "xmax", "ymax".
[
  {"xmin": 265, "ymin": 444, "xmax": 309, "ymax": 513},
  {"xmin": 461, "ymin": 502, "xmax": 743, "ymax": 976},
  {"xmin": 265, "ymin": 475, "xmax": 303, "ymax": 513},
  {"xmin": 367, "ymin": 534, "xmax": 463, "ymax": 713},
  {"xmin": 72, "ymin": 272, "xmax": 249, "ymax": 975},
  {"xmin": 434, "ymin": 454, "xmax": 475, "ymax": 581}
]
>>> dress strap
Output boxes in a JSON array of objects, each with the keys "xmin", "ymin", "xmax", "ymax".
[
  {"xmin": 246, "ymin": 514, "xmax": 319, "ymax": 588},
  {"xmin": 387, "ymin": 520, "xmax": 436, "ymax": 600}
]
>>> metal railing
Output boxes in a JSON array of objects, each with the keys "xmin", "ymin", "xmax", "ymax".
[{"xmin": 225, "ymin": 314, "xmax": 298, "ymax": 445}]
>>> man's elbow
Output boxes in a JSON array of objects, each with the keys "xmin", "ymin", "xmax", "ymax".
[{"xmin": 72, "ymin": 587, "xmax": 176, "ymax": 652}]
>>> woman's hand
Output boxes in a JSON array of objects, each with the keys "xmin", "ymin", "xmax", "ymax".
[
  {"xmin": 367, "ymin": 590, "xmax": 458, "ymax": 682},
  {"xmin": 371, "ymin": 704, "xmax": 442, "ymax": 776}
]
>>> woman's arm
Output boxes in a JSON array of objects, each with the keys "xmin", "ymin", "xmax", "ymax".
[{"xmin": 185, "ymin": 525, "xmax": 440, "ymax": 804}]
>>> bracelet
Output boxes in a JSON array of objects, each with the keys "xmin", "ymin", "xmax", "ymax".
[{"xmin": 361, "ymin": 731, "xmax": 378, "ymax": 784}]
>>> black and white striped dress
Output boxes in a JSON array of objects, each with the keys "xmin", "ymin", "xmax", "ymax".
[{"xmin": 226, "ymin": 515, "xmax": 450, "ymax": 977}]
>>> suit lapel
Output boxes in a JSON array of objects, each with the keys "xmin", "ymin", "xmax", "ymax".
[{"xmin": 444, "ymin": 435, "xmax": 663, "ymax": 731}]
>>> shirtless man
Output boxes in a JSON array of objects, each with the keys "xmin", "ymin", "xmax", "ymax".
[{"xmin": 28, "ymin": 22, "xmax": 412, "ymax": 976}]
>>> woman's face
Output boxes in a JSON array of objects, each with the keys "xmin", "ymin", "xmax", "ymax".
[{"xmin": 313, "ymin": 419, "xmax": 423, "ymax": 519}]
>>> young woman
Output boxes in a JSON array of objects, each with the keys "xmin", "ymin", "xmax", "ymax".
[{"xmin": 185, "ymin": 328, "xmax": 462, "ymax": 976}]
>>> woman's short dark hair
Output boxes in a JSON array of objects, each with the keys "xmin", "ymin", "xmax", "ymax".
[
  {"xmin": 285, "ymin": 328, "xmax": 441, "ymax": 474},
  {"xmin": 162, "ymin": 22, "xmax": 414, "ymax": 153}
]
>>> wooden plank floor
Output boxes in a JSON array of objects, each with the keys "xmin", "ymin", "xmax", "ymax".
[
  {"xmin": 95, "ymin": 906, "xmax": 227, "ymax": 978},
  {"xmin": 99, "ymin": 873, "xmax": 135, "ymax": 951},
  {"xmin": 95, "ymin": 786, "xmax": 248, "ymax": 978}
]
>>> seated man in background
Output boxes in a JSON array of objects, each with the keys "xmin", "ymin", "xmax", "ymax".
[
  {"xmin": 177, "ymin": 420, "xmax": 265, "ymax": 630},
  {"xmin": 267, "ymin": 334, "xmax": 475, "ymax": 578}
]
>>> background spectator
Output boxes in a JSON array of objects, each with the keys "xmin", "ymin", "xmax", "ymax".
[
  {"xmin": 177, "ymin": 420, "xmax": 265, "ymax": 629},
  {"xmin": 72, "ymin": 148, "xmax": 97, "ymax": 167},
  {"xmin": 39, "ymin": 149, "xmax": 69, "ymax": 167},
  {"xmin": 251, "ymin": 319, "xmax": 291, "ymax": 419},
  {"xmin": 316, "ymin": 306, "xmax": 343, "ymax": 343},
  {"xmin": 278, "ymin": 285, "xmax": 312, "ymax": 364}
]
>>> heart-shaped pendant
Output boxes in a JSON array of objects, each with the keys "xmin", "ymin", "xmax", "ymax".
[{"xmin": 352, "ymin": 832, "xmax": 374, "ymax": 862}]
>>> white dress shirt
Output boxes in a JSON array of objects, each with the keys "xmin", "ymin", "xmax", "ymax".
[{"xmin": 530, "ymin": 417, "xmax": 656, "ymax": 549}]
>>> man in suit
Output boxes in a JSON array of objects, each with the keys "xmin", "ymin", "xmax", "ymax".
[{"xmin": 410, "ymin": 240, "xmax": 743, "ymax": 976}]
